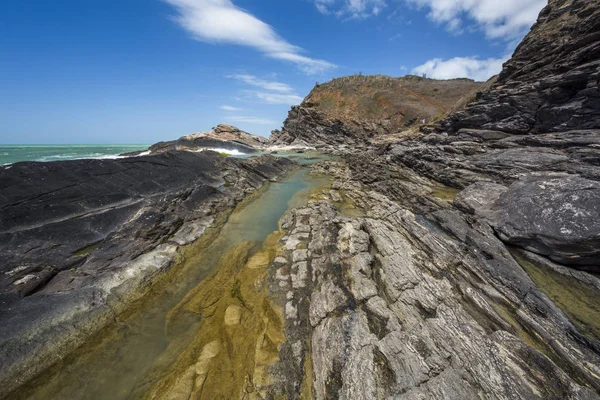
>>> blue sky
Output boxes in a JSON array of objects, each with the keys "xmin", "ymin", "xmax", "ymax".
[{"xmin": 0, "ymin": 0, "xmax": 546, "ymax": 144}]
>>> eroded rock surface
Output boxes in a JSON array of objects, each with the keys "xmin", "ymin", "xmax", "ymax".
[
  {"xmin": 460, "ymin": 174, "xmax": 600, "ymax": 267},
  {"xmin": 261, "ymin": 2, "xmax": 600, "ymax": 395},
  {"xmin": 0, "ymin": 151, "xmax": 295, "ymax": 398},
  {"xmin": 268, "ymin": 160, "xmax": 600, "ymax": 399}
]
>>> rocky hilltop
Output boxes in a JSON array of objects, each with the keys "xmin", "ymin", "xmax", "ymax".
[{"xmin": 270, "ymin": 75, "xmax": 482, "ymax": 147}]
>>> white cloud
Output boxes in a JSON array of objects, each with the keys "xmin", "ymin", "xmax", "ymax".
[
  {"xmin": 405, "ymin": 0, "xmax": 546, "ymax": 40},
  {"xmin": 412, "ymin": 55, "xmax": 508, "ymax": 81},
  {"xmin": 163, "ymin": 0, "xmax": 336, "ymax": 74},
  {"xmin": 246, "ymin": 91, "xmax": 303, "ymax": 105},
  {"xmin": 227, "ymin": 74, "xmax": 293, "ymax": 92},
  {"xmin": 314, "ymin": 0, "xmax": 387, "ymax": 19},
  {"xmin": 229, "ymin": 74, "xmax": 303, "ymax": 105},
  {"xmin": 220, "ymin": 105, "xmax": 243, "ymax": 111},
  {"xmin": 225, "ymin": 116, "xmax": 279, "ymax": 125}
]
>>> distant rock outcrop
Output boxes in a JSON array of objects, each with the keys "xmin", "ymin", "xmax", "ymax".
[{"xmin": 125, "ymin": 124, "xmax": 268, "ymax": 156}]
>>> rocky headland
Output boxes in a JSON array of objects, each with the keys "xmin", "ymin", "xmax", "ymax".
[
  {"xmin": 269, "ymin": 74, "xmax": 482, "ymax": 148},
  {"xmin": 2, "ymin": 0, "xmax": 600, "ymax": 399},
  {"xmin": 123, "ymin": 124, "xmax": 269, "ymax": 156}
]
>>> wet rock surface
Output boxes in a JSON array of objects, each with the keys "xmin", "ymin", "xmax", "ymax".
[
  {"xmin": 269, "ymin": 160, "xmax": 600, "ymax": 399},
  {"xmin": 0, "ymin": 151, "xmax": 295, "ymax": 397},
  {"xmin": 261, "ymin": 1, "xmax": 600, "ymax": 397}
]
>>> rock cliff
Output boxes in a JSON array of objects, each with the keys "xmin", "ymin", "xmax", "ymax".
[{"xmin": 439, "ymin": 0, "xmax": 600, "ymax": 134}]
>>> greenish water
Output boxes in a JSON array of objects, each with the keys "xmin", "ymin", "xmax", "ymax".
[
  {"xmin": 16, "ymin": 155, "xmax": 330, "ymax": 400},
  {"xmin": 0, "ymin": 145, "xmax": 150, "ymax": 165}
]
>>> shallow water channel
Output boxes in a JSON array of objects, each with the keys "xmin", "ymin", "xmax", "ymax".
[{"xmin": 16, "ymin": 154, "xmax": 330, "ymax": 400}]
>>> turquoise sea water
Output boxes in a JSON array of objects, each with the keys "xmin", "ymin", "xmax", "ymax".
[{"xmin": 0, "ymin": 145, "xmax": 150, "ymax": 165}]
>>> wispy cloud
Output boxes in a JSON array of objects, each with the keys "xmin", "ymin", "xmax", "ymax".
[
  {"xmin": 413, "ymin": 55, "xmax": 508, "ymax": 81},
  {"xmin": 405, "ymin": 0, "xmax": 546, "ymax": 40},
  {"xmin": 228, "ymin": 73, "xmax": 304, "ymax": 105},
  {"xmin": 314, "ymin": 0, "xmax": 544, "ymax": 42},
  {"xmin": 247, "ymin": 91, "xmax": 303, "ymax": 105},
  {"xmin": 163, "ymin": 0, "xmax": 336, "ymax": 74},
  {"xmin": 314, "ymin": 0, "xmax": 387, "ymax": 19},
  {"xmin": 227, "ymin": 74, "xmax": 293, "ymax": 92},
  {"xmin": 225, "ymin": 116, "xmax": 279, "ymax": 125},
  {"xmin": 220, "ymin": 105, "xmax": 243, "ymax": 111},
  {"xmin": 388, "ymin": 33, "xmax": 403, "ymax": 41}
]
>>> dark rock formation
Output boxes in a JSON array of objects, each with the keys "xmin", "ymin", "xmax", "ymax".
[
  {"xmin": 385, "ymin": 129, "xmax": 600, "ymax": 271},
  {"xmin": 0, "ymin": 151, "xmax": 295, "ymax": 397},
  {"xmin": 439, "ymin": 0, "xmax": 600, "ymax": 134},
  {"xmin": 270, "ymin": 105, "xmax": 369, "ymax": 148},
  {"xmin": 458, "ymin": 173, "xmax": 600, "ymax": 268},
  {"xmin": 125, "ymin": 124, "xmax": 268, "ymax": 156}
]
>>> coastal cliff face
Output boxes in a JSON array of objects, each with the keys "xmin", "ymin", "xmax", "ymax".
[
  {"xmin": 270, "ymin": 75, "xmax": 481, "ymax": 147},
  {"xmin": 439, "ymin": 0, "xmax": 600, "ymax": 134}
]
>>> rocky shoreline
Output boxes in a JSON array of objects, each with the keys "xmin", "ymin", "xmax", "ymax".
[
  {"xmin": 263, "ymin": 157, "xmax": 600, "ymax": 398},
  {"xmin": 259, "ymin": 0, "xmax": 600, "ymax": 397},
  {"xmin": 0, "ymin": 151, "xmax": 296, "ymax": 398},
  {"xmin": 2, "ymin": 0, "xmax": 600, "ymax": 398}
]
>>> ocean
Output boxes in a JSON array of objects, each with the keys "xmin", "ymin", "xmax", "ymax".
[{"xmin": 0, "ymin": 145, "xmax": 151, "ymax": 165}]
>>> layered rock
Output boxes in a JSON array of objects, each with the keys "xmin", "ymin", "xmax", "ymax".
[
  {"xmin": 261, "ymin": 0, "xmax": 600, "ymax": 397},
  {"xmin": 439, "ymin": 0, "xmax": 600, "ymax": 134},
  {"xmin": 131, "ymin": 124, "xmax": 268, "ymax": 156},
  {"xmin": 267, "ymin": 159, "xmax": 600, "ymax": 398},
  {"xmin": 456, "ymin": 174, "xmax": 600, "ymax": 268},
  {"xmin": 0, "ymin": 151, "xmax": 295, "ymax": 397}
]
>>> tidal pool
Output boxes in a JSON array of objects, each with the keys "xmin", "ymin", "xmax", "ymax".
[{"xmin": 15, "ymin": 154, "xmax": 330, "ymax": 400}]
